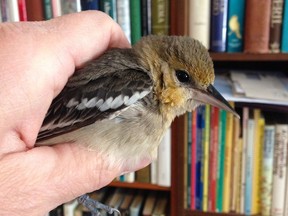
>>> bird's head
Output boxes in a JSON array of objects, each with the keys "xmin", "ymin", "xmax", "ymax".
[{"xmin": 133, "ymin": 35, "xmax": 239, "ymax": 121}]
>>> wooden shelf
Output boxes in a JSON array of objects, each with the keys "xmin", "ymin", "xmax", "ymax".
[
  {"xmin": 184, "ymin": 210, "xmax": 259, "ymax": 216},
  {"xmin": 209, "ymin": 52, "xmax": 288, "ymax": 61},
  {"xmin": 108, "ymin": 181, "xmax": 171, "ymax": 191}
]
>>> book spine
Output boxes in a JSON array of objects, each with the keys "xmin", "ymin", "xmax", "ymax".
[
  {"xmin": 151, "ymin": 0, "xmax": 170, "ymax": 35},
  {"xmin": 60, "ymin": 0, "xmax": 81, "ymax": 15},
  {"xmin": 157, "ymin": 127, "xmax": 171, "ymax": 187},
  {"xmin": 130, "ymin": 0, "xmax": 142, "ymax": 44},
  {"xmin": 140, "ymin": 0, "xmax": 152, "ymax": 36},
  {"xmin": 223, "ymin": 105, "xmax": 233, "ymax": 212},
  {"xmin": 216, "ymin": 109, "xmax": 227, "ymax": 212},
  {"xmin": 202, "ymin": 105, "xmax": 210, "ymax": 211},
  {"xmin": 191, "ymin": 110, "xmax": 197, "ymax": 210},
  {"xmin": 188, "ymin": 0, "xmax": 211, "ymax": 49},
  {"xmin": 210, "ymin": 0, "xmax": 228, "ymax": 52},
  {"xmin": 271, "ymin": 124, "xmax": 288, "ymax": 216},
  {"xmin": 281, "ymin": 0, "xmax": 288, "ymax": 52},
  {"xmin": 245, "ymin": 117, "xmax": 255, "ymax": 214},
  {"xmin": 269, "ymin": 0, "xmax": 284, "ymax": 53},
  {"xmin": 80, "ymin": 0, "xmax": 100, "ymax": 10},
  {"xmin": 7, "ymin": 0, "xmax": 20, "ymax": 22},
  {"xmin": 1, "ymin": 0, "xmax": 8, "ymax": 22},
  {"xmin": 244, "ymin": 0, "xmax": 271, "ymax": 53},
  {"xmin": 26, "ymin": 0, "xmax": 45, "ymax": 21},
  {"xmin": 116, "ymin": 0, "xmax": 131, "ymax": 42},
  {"xmin": 51, "ymin": 0, "xmax": 61, "ymax": 17},
  {"xmin": 251, "ymin": 110, "xmax": 264, "ymax": 214},
  {"xmin": 187, "ymin": 112, "xmax": 192, "ymax": 209},
  {"xmin": 195, "ymin": 106, "xmax": 204, "ymax": 210},
  {"xmin": 261, "ymin": 125, "xmax": 276, "ymax": 216},
  {"xmin": 208, "ymin": 106, "xmax": 219, "ymax": 212},
  {"xmin": 226, "ymin": 0, "xmax": 245, "ymax": 52},
  {"xmin": 43, "ymin": 0, "xmax": 53, "ymax": 20},
  {"xmin": 100, "ymin": 0, "xmax": 117, "ymax": 21},
  {"xmin": 18, "ymin": 0, "xmax": 27, "ymax": 21},
  {"xmin": 240, "ymin": 107, "xmax": 249, "ymax": 214}
]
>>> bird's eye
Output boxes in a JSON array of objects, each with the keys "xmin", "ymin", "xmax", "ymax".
[{"xmin": 176, "ymin": 70, "xmax": 190, "ymax": 83}]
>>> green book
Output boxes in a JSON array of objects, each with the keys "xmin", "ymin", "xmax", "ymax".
[
  {"xmin": 130, "ymin": 0, "xmax": 142, "ymax": 44},
  {"xmin": 216, "ymin": 109, "xmax": 227, "ymax": 212}
]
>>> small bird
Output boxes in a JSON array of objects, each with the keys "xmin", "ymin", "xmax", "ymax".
[{"xmin": 37, "ymin": 35, "xmax": 238, "ymax": 215}]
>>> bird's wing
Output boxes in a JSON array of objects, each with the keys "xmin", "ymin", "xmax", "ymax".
[{"xmin": 37, "ymin": 68, "xmax": 153, "ymax": 142}]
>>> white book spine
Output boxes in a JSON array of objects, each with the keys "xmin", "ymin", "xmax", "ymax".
[
  {"xmin": 116, "ymin": 0, "xmax": 131, "ymax": 42},
  {"xmin": 7, "ymin": 0, "xmax": 19, "ymax": 22},
  {"xmin": 188, "ymin": 0, "xmax": 211, "ymax": 49},
  {"xmin": 271, "ymin": 124, "xmax": 288, "ymax": 216},
  {"xmin": 157, "ymin": 127, "xmax": 171, "ymax": 187}
]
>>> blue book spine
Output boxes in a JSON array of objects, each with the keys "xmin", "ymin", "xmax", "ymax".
[
  {"xmin": 282, "ymin": 0, "xmax": 288, "ymax": 52},
  {"xmin": 227, "ymin": 0, "xmax": 245, "ymax": 52},
  {"xmin": 81, "ymin": 0, "xmax": 100, "ymax": 10},
  {"xmin": 100, "ymin": 0, "xmax": 117, "ymax": 21},
  {"xmin": 187, "ymin": 112, "xmax": 192, "ymax": 209},
  {"xmin": 195, "ymin": 106, "xmax": 204, "ymax": 210},
  {"xmin": 210, "ymin": 0, "xmax": 228, "ymax": 52}
]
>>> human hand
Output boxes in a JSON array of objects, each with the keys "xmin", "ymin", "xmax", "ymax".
[{"xmin": 0, "ymin": 11, "xmax": 131, "ymax": 216}]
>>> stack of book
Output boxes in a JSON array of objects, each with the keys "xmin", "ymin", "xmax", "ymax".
[{"xmin": 49, "ymin": 188, "xmax": 169, "ymax": 216}]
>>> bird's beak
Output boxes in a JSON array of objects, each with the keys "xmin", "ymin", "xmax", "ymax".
[{"xmin": 192, "ymin": 84, "xmax": 240, "ymax": 118}]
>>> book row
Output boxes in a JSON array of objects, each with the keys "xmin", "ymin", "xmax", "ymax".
[
  {"xmin": 183, "ymin": 105, "xmax": 288, "ymax": 216},
  {"xmin": 189, "ymin": 0, "xmax": 288, "ymax": 53},
  {"xmin": 0, "ymin": 0, "xmax": 170, "ymax": 45},
  {"xmin": 48, "ymin": 188, "xmax": 169, "ymax": 216}
]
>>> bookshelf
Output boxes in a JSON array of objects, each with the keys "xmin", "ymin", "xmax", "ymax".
[{"xmin": 4, "ymin": 0, "xmax": 287, "ymax": 216}]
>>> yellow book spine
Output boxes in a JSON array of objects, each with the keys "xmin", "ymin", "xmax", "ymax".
[
  {"xmin": 251, "ymin": 109, "xmax": 265, "ymax": 214},
  {"xmin": 222, "ymin": 102, "xmax": 234, "ymax": 212},
  {"xmin": 202, "ymin": 104, "xmax": 210, "ymax": 211}
]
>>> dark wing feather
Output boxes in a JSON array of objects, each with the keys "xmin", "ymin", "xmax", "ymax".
[{"xmin": 37, "ymin": 50, "xmax": 152, "ymax": 142}]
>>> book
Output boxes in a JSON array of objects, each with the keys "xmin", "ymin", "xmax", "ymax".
[
  {"xmin": 271, "ymin": 124, "xmax": 288, "ymax": 216},
  {"xmin": 226, "ymin": 0, "xmax": 245, "ymax": 52},
  {"xmin": 210, "ymin": 0, "xmax": 228, "ymax": 52},
  {"xmin": 152, "ymin": 194, "xmax": 168, "ymax": 216},
  {"xmin": 240, "ymin": 107, "xmax": 249, "ymax": 214},
  {"xmin": 140, "ymin": 0, "xmax": 152, "ymax": 36},
  {"xmin": 119, "ymin": 189, "xmax": 135, "ymax": 215},
  {"xmin": 157, "ymin": 127, "xmax": 171, "ymax": 187},
  {"xmin": 208, "ymin": 106, "xmax": 219, "ymax": 212},
  {"xmin": 80, "ymin": 0, "xmax": 100, "ymax": 10},
  {"xmin": 51, "ymin": 0, "xmax": 61, "ymax": 17},
  {"xmin": 281, "ymin": 0, "xmax": 288, "ymax": 52},
  {"xmin": 188, "ymin": 0, "xmax": 210, "ymax": 49},
  {"xmin": 0, "ymin": 0, "xmax": 8, "ymax": 22},
  {"xmin": 124, "ymin": 171, "xmax": 135, "ymax": 183},
  {"xmin": 116, "ymin": 0, "xmax": 131, "ymax": 42},
  {"xmin": 244, "ymin": 0, "xmax": 271, "ymax": 53},
  {"xmin": 251, "ymin": 109, "xmax": 265, "ymax": 214},
  {"xmin": 142, "ymin": 191, "xmax": 157, "ymax": 215},
  {"xmin": 244, "ymin": 115, "xmax": 255, "ymax": 215},
  {"xmin": 261, "ymin": 125, "xmax": 276, "ymax": 216},
  {"xmin": 222, "ymin": 103, "xmax": 233, "ymax": 213},
  {"xmin": 269, "ymin": 0, "xmax": 284, "ymax": 53},
  {"xmin": 191, "ymin": 110, "xmax": 197, "ymax": 210},
  {"xmin": 216, "ymin": 109, "xmax": 227, "ymax": 212},
  {"xmin": 26, "ymin": 0, "xmax": 45, "ymax": 21},
  {"xmin": 63, "ymin": 199, "xmax": 78, "ymax": 216},
  {"xmin": 186, "ymin": 112, "xmax": 192, "ymax": 209},
  {"xmin": 7, "ymin": 0, "xmax": 19, "ymax": 22},
  {"xmin": 18, "ymin": 0, "xmax": 27, "ymax": 21},
  {"xmin": 136, "ymin": 165, "xmax": 150, "ymax": 183},
  {"xmin": 130, "ymin": 0, "xmax": 142, "ymax": 44},
  {"xmin": 170, "ymin": 0, "xmax": 188, "ymax": 35},
  {"xmin": 100, "ymin": 0, "xmax": 117, "ymax": 21},
  {"xmin": 43, "ymin": 0, "xmax": 53, "ymax": 20},
  {"xmin": 195, "ymin": 106, "xmax": 204, "ymax": 210},
  {"xmin": 60, "ymin": 0, "xmax": 81, "ymax": 15},
  {"xmin": 129, "ymin": 191, "xmax": 145, "ymax": 216},
  {"xmin": 151, "ymin": 0, "xmax": 170, "ymax": 35},
  {"xmin": 202, "ymin": 105, "xmax": 210, "ymax": 211}
]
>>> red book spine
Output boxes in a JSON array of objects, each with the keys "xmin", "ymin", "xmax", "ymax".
[
  {"xmin": 18, "ymin": 0, "xmax": 27, "ymax": 21},
  {"xmin": 208, "ymin": 106, "xmax": 219, "ymax": 211}
]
